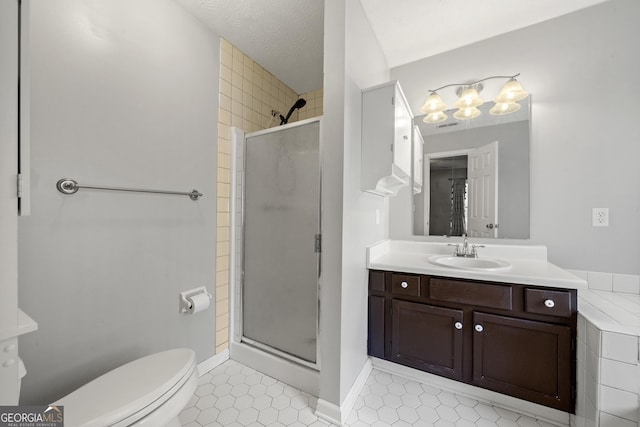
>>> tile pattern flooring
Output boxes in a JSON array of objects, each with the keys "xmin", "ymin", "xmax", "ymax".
[{"xmin": 179, "ymin": 359, "xmax": 564, "ymax": 427}]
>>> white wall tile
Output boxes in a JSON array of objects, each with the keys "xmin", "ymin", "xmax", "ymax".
[
  {"xmin": 570, "ymin": 270, "xmax": 589, "ymax": 280},
  {"xmin": 575, "ymin": 348, "xmax": 587, "ymax": 427},
  {"xmin": 585, "ymin": 361, "xmax": 599, "ymax": 404},
  {"xmin": 578, "ymin": 334, "xmax": 586, "ymax": 364},
  {"xmin": 613, "ymin": 274, "xmax": 640, "ymax": 295},
  {"xmin": 600, "ymin": 358, "xmax": 639, "ymax": 394},
  {"xmin": 588, "ymin": 271, "xmax": 613, "ymax": 291},
  {"xmin": 599, "ymin": 385, "xmax": 639, "ymax": 422},
  {"xmin": 578, "ymin": 314, "xmax": 587, "ymax": 342},
  {"xmin": 602, "ymin": 332, "xmax": 639, "ymax": 364},
  {"xmin": 584, "ymin": 395, "xmax": 598, "ymax": 427},
  {"xmin": 586, "ymin": 321, "xmax": 601, "ymax": 355},
  {"xmin": 599, "ymin": 411, "xmax": 639, "ymax": 427},
  {"xmin": 571, "ymin": 412, "xmax": 584, "ymax": 427}
]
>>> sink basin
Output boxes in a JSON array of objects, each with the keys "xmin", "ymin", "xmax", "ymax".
[{"xmin": 428, "ymin": 255, "xmax": 512, "ymax": 272}]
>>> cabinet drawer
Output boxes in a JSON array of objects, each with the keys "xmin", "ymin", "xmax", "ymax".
[
  {"xmin": 391, "ymin": 274, "xmax": 420, "ymax": 297},
  {"xmin": 524, "ymin": 288, "xmax": 572, "ymax": 318},
  {"xmin": 430, "ymin": 278, "xmax": 512, "ymax": 310}
]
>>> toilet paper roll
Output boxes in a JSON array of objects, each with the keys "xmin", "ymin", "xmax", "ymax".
[{"xmin": 188, "ymin": 293, "xmax": 211, "ymax": 314}]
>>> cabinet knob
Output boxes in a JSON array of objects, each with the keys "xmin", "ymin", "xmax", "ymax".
[
  {"xmin": 474, "ymin": 324, "xmax": 484, "ymax": 332},
  {"xmin": 544, "ymin": 299, "xmax": 555, "ymax": 308},
  {"xmin": 3, "ymin": 344, "xmax": 16, "ymax": 353},
  {"xmin": 454, "ymin": 322, "xmax": 463, "ymax": 330},
  {"xmin": 2, "ymin": 359, "xmax": 16, "ymax": 368},
  {"xmin": 401, "ymin": 281, "xmax": 409, "ymax": 289}
]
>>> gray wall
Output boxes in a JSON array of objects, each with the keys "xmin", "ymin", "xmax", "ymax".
[
  {"xmin": 391, "ymin": 0, "xmax": 640, "ymax": 274},
  {"xmin": 18, "ymin": 0, "xmax": 219, "ymax": 404}
]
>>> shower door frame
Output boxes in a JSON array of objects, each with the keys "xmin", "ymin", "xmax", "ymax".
[{"xmin": 235, "ymin": 117, "xmax": 322, "ymax": 371}]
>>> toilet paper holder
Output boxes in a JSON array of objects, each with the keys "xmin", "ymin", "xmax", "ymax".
[{"xmin": 179, "ymin": 287, "xmax": 213, "ymax": 314}]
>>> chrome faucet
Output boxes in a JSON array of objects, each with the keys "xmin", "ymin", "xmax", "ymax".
[
  {"xmin": 461, "ymin": 235, "xmax": 469, "ymax": 255},
  {"xmin": 448, "ymin": 234, "xmax": 484, "ymax": 258}
]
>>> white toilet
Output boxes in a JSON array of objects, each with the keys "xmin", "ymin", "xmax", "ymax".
[{"xmin": 53, "ymin": 348, "xmax": 198, "ymax": 427}]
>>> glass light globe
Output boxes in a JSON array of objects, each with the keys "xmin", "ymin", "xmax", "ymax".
[
  {"xmin": 489, "ymin": 102, "xmax": 521, "ymax": 115},
  {"xmin": 454, "ymin": 106, "xmax": 481, "ymax": 120},
  {"xmin": 420, "ymin": 92, "xmax": 447, "ymax": 114},
  {"xmin": 494, "ymin": 79, "xmax": 529, "ymax": 103},
  {"xmin": 454, "ymin": 88, "xmax": 484, "ymax": 108},
  {"xmin": 423, "ymin": 111, "xmax": 448, "ymax": 123}
]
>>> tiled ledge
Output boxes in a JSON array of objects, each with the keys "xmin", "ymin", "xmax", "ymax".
[
  {"xmin": 569, "ymin": 268, "xmax": 640, "ymax": 336},
  {"xmin": 574, "ymin": 310, "xmax": 640, "ymax": 427},
  {"xmin": 579, "ymin": 290, "xmax": 640, "ymax": 337},
  {"xmin": 569, "ymin": 270, "xmax": 640, "ymax": 427}
]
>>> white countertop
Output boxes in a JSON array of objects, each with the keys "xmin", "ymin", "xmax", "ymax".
[{"xmin": 367, "ymin": 240, "xmax": 587, "ymax": 290}]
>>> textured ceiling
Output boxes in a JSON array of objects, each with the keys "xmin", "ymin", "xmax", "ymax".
[
  {"xmin": 175, "ymin": 0, "xmax": 609, "ymax": 94},
  {"xmin": 175, "ymin": 0, "xmax": 324, "ymax": 94}
]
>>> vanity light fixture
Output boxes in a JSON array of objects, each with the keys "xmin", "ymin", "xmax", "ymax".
[{"xmin": 420, "ymin": 73, "xmax": 529, "ymax": 121}]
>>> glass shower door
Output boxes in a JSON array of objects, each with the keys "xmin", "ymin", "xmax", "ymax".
[{"xmin": 242, "ymin": 120, "xmax": 320, "ymax": 364}]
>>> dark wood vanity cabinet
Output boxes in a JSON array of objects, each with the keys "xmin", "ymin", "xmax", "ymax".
[{"xmin": 368, "ymin": 270, "xmax": 577, "ymax": 413}]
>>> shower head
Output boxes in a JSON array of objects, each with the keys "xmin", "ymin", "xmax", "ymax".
[
  {"xmin": 280, "ymin": 98, "xmax": 307, "ymax": 125},
  {"xmin": 293, "ymin": 98, "xmax": 307, "ymax": 109}
]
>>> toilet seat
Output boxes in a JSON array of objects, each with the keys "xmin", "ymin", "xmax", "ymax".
[{"xmin": 54, "ymin": 348, "xmax": 197, "ymax": 427}]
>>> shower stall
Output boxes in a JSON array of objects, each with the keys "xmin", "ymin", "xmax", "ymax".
[{"xmin": 230, "ymin": 118, "xmax": 321, "ymax": 394}]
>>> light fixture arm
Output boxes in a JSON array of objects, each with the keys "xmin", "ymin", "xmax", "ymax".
[{"xmin": 428, "ymin": 73, "xmax": 521, "ymax": 93}]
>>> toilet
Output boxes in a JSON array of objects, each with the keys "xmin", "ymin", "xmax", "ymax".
[{"xmin": 53, "ymin": 348, "xmax": 198, "ymax": 427}]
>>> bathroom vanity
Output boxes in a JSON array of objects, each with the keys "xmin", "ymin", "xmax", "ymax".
[{"xmin": 367, "ymin": 240, "xmax": 586, "ymax": 414}]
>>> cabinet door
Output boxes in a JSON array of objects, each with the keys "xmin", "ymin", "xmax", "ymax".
[
  {"xmin": 472, "ymin": 312, "xmax": 572, "ymax": 412},
  {"xmin": 393, "ymin": 85, "xmax": 412, "ymax": 178},
  {"xmin": 391, "ymin": 300, "xmax": 464, "ymax": 380}
]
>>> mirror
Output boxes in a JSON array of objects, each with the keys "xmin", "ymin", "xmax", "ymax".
[{"xmin": 413, "ymin": 98, "xmax": 530, "ymax": 238}]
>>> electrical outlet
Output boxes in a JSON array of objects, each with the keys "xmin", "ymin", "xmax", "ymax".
[{"xmin": 592, "ymin": 208, "xmax": 609, "ymax": 227}]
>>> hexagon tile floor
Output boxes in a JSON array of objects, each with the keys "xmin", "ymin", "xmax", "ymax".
[{"xmin": 179, "ymin": 359, "xmax": 565, "ymax": 427}]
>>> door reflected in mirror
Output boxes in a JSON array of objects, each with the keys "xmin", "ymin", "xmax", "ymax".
[
  {"xmin": 413, "ymin": 99, "xmax": 530, "ymax": 238},
  {"xmin": 425, "ymin": 154, "xmax": 468, "ymax": 236}
]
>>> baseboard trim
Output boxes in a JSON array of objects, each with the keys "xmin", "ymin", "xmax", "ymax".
[
  {"xmin": 371, "ymin": 357, "xmax": 570, "ymax": 427},
  {"xmin": 197, "ymin": 349, "xmax": 229, "ymax": 376},
  {"xmin": 315, "ymin": 358, "xmax": 373, "ymax": 426}
]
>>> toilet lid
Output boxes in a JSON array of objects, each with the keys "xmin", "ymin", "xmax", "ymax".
[{"xmin": 54, "ymin": 348, "xmax": 195, "ymax": 427}]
